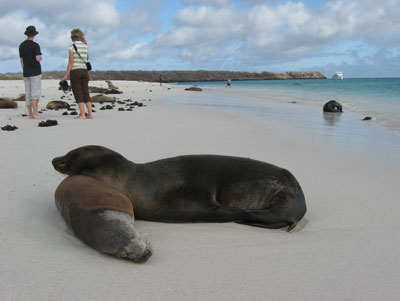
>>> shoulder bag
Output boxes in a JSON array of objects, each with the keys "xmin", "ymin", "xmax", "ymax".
[{"xmin": 73, "ymin": 44, "xmax": 92, "ymax": 71}]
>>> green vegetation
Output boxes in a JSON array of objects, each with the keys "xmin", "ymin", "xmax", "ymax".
[
  {"xmin": 0, "ymin": 75, "xmax": 23, "ymax": 80},
  {"xmin": 0, "ymin": 70, "xmax": 326, "ymax": 82}
]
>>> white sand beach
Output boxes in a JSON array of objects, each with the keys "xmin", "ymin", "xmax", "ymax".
[{"xmin": 1, "ymin": 80, "xmax": 400, "ymax": 300}]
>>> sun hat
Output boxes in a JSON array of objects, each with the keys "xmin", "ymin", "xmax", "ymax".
[{"xmin": 24, "ymin": 26, "xmax": 38, "ymax": 36}]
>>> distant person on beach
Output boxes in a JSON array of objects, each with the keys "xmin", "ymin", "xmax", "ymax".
[
  {"xmin": 159, "ymin": 74, "xmax": 163, "ymax": 87},
  {"xmin": 227, "ymin": 79, "xmax": 231, "ymax": 88},
  {"xmin": 19, "ymin": 25, "xmax": 44, "ymax": 120},
  {"xmin": 61, "ymin": 28, "xmax": 93, "ymax": 119}
]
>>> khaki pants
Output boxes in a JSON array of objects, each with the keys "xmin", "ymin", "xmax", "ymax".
[{"xmin": 24, "ymin": 75, "xmax": 41, "ymax": 106}]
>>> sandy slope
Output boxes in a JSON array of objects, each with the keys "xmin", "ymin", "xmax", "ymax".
[{"xmin": 1, "ymin": 80, "xmax": 400, "ymax": 300}]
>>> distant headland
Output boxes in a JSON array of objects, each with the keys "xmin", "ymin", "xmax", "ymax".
[{"xmin": 0, "ymin": 70, "xmax": 326, "ymax": 82}]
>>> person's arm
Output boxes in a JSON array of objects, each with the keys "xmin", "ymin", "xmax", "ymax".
[
  {"xmin": 35, "ymin": 44, "xmax": 42, "ymax": 62},
  {"xmin": 61, "ymin": 50, "xmax": 74, "ymax": 82},
  {"xmin": 20, "ymin": 58, "xmax": 24, "ymax": 69}
]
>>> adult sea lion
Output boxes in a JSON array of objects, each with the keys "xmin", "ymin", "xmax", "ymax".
[
  {"xmin": 104, "ymin": 89, "xmax": 123, "ymax": 94},
  {"xmin": 52, "ymin": 145, "xmax": 307, "ymax": 231},
  {"xmin": 323, "ymin": 100, "xmax": 343, "ymax": 112},
  {"xmin": 55, "ymin": 175, "xmax": 152, "ymax": 263},
  {"xmin": 106, "ymin": 80, "xmax": 118, "ymax": 90},
  {"xmin": 184, "ymin": 87, "xmax": 202, "ymax": 92},
  {"xmin": 90, "ymin": 95, "xmax": 116, "ymax": 103},
  {"xmin": 0, "ymin": 98, "xmax": 18, "ymax": 109},
  {"xmin": 13, "ymin": 94, "xmax": 26, "ymax": 102},
  {"xmin": 89, "ymin": 86, "xmax": 108, "ymax": 94}
]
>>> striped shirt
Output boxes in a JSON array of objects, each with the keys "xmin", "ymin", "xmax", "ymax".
[{"xmin": 69, "ymin": 41, "xmax": 89, "ymax": 70}]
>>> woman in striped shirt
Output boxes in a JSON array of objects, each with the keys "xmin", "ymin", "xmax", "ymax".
[{"xmin": 61, "ymin": 28, "xmax": 93, "ymax": 119}]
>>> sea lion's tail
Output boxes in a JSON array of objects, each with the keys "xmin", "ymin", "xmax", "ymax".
[{"xmin": 240, "ymin": 188, "xmax": 307, "ymax": 231}]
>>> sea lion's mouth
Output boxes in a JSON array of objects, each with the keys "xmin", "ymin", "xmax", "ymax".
[
  {"xmin": 118, "ymin": 242, "xmax": 153, "ymax": 263},
  {"xmin": 52, "ymin": 156, "xmax": 70, "ymax": 173},
  {"xmin": 128, "ymin": 248, "xmax": 153, "ymax": 263}
]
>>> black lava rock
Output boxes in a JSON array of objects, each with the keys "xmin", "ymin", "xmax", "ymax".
[
  {"xmin": 38, "ymin": 120, "xmax": 58, "ymax": 127},
  {"xmin": 1, "ymin": 125, "xmax": 18, "ymax": 131}
]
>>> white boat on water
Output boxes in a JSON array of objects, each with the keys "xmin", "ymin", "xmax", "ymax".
[{"xmin": 332, "ymin": 71, "xmax": 343, "ymax": 79}]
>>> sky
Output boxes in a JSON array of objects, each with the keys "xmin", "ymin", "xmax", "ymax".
[{"xmin": 1, "ymin": 0, "xmax": 399, "ymax": 77}]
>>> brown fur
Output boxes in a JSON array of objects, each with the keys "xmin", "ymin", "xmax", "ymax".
[
  {"xmin": 54, "ymin": 175, "xmax": 151, "ymax": 263},
  {"xmin": 53, "ymin": 145, "xmax": 307, "ymax": 231},
  {"xmin": 89, "ymin": 87, "xmax": 108, "ymax": 94},
  {"xmin": 46, "ymin": 101, "xmax": 70, "ymax": 110},
  {"xmin": 55, "ymin": 175, "xmax": 133, "ymax": 215},
  {"xmin": 90, "ymin": 95, "xmax": 115, "ymax": 103},
  {"xmin": 13, "ymin": 94, "xmax": 26, "ymax": 102},
  {"xmin": 0, "ymin": 98, "xmax": 18, "ymax": 109}
]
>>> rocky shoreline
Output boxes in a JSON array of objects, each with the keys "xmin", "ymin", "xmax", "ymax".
[{"xmin": 1, "ymin": 70, "xmax": 326, "ymax": 82}]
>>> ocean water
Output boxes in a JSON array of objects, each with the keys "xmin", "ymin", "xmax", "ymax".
[
  {"xmin": 165, "ymin": 78, "xmax": 400, "ymax": 162},
  {"xmin": 177, "ymin": 78, "xmax": 400, "ymax": 136}
]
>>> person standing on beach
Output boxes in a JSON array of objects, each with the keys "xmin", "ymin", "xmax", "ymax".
[
  {"xmin": 226, "ymin": 79, "xmax": 231, "ymax": 88},
  {"xmin": 159, "ymin": 74, "xmax": 163, "ymax": 87},
  {"xmin": 61, "ymin": 28, "xmax": 93, "ymax": 119},
  {"xmin": 19, "ymin": 25, "xmax": 44, "ymax": 120}
]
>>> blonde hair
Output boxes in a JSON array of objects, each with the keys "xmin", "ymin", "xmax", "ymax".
[{"xmin": 71, "ymin": 28, "xmax": 87, "ymax": 44}]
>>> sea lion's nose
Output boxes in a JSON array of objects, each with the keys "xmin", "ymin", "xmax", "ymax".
[
  {"xmin": 52, "ymin": 156, "xmax": 67, "ymax": 172},
  {"xmin": 135, "ymin": 249, "xmax": 152, "ymax": 264}
]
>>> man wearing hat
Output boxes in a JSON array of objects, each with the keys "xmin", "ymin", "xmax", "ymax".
[{"xmin": 19, "ymin": 25, "xmax": 44, "ymax": 119}]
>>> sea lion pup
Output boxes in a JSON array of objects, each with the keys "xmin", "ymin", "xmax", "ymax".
[
  {"xmin": 55, "ymin": 175, "xmax": 152, "ymax": 263},
  {"xmin": 52, "ymin": 146, "xmax": 307, "ymax": 231},
  {"xmin": 46, "ymin": 101, "xmax": 70, "ymax": 110}
]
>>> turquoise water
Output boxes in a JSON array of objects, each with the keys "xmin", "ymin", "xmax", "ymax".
[
  {"xmin": 165, "ymin": 78, "xmax": 400, "ymax": 163},
  {"xmin": 177, "ymin": 78, "xmax": 400, "ymax": 135},
  {"xmin": 179, "ymin": 78, "xmax": 400, "ymax": 103}
]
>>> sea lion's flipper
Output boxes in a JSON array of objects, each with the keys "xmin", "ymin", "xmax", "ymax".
[
  {"xmin": 134, "ymin": 206, "xmax": 250, "ymax": 223},
  {"xmin": 286, "ymin": 221, "xmax": 297, "ymax": 232},
  {"xmin": 235, "ymin": 221, "xmax": 289, "ymax": 230},
  {"xmin": 237, "ymin": 208, "xmax": 297, "ymax": 230},
  {"xmin": 235, "ymin": 220, "xmax": 297, "ymax": 231}
]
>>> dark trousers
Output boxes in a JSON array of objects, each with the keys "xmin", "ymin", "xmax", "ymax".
[{"xmin": 71, "ymin": 69, "xmax": 91, "ymax": 103}]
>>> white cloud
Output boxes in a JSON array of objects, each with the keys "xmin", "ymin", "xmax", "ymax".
[
  {"xmin": 1, "ymin": 0, "xmax": 400, "ymax": 75},
  {"xmin": 175, "ymin": 5, "xmax": 239, "ymax": 28},
  {"xmin": 0, "ymin": 45, "xmax": 19, "ymax": 60},
  {"xmin": 55, "ymin": 2, "xmax": 120, "ymax": 27},
  {"xmin": 157, "ymin": 5, "xmax": 243, "ymax": 49},
  {"xmin": 157, "ymin": 27, "xmax": 198, "ymax": 47},
  {"xmin": 152, "ymin": 0, "xmax": 400, "ymax": 72},
  {"xmin": 113, "ymin": 42, "xmax": 150, "ymax": 60},
  {"xmin": 182, "ymin": 0, "xmax": 230, "ymax": 6},
  {"xmin": 0, "ymin": 11, "xmax": 47, "ymax": 42}
]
